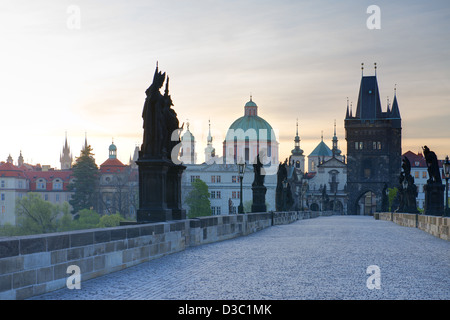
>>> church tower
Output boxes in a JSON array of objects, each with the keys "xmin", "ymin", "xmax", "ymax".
[
  {"xmin": 345, "ymin": 63, "xmax": 402, "ymax": 215},
  {"xmin": 180, "ymin": 121, "xmax": 197, "ymax": 164},
  {"xmin": 289, "ymin": 119, "xmax": 305, "ymax": 172},
  {"xmin": 60, "ymin": 133, "xmax": 73, "ymax": 170},
  {"xmin": 204, "ymin": 120, "xmax": 216, "ymax": 164}
]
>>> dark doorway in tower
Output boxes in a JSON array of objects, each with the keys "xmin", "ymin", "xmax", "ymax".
[{"xmin": 356, "ymin": 191, "xmax": 377, "ymax": 215}]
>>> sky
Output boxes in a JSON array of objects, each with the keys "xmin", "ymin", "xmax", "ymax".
[{"xmin": 0, "ymin": 0, "xmax": 449, "ymax": 169}]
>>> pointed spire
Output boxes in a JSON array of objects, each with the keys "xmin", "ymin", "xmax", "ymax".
[
  {"xmin": 390, "ymin": 90, "xmax": 401, "ymax": 119},
  {"xmin": 361, "ymin": 62, "xmax": 364, "ymax": 76},
  {"xmin": 321, "ymin": 130, "xmax": 323, "ymax": 141},
  {"xmin": 350, "ymin": 102, "xmax": 353, "ymax": 117},
  {"xmin": 296, "ymin": 118, "xmax": 299, "ymax": 136},
  {"xmin": 164, "ymin": 75, "xmax": 169, "ymax": 96},
  {"xmin": 386, "ymin": 96, "xmax": 391, "ymax": 114},
  {"xmin": 345, "ymin": 97, "xmax": 350, "ymax": 119},
  {"xmin": 374, "ymin": 62, "xmax": 377, "ymax": 76}
]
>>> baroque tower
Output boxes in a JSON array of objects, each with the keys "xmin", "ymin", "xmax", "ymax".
[{"xmin": 345, "ymin": 63, "xmax": 402, "ymax": 215}]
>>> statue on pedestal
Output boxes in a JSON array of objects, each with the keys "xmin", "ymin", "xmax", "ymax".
[
  {"xmin": 136, "ymin": 63, "xmax": 186, "ymax": 223},
  {"xmin": 251, "ymin": 154, "xmax": 267, "ymax": 213},
  {"xmin": 422, "ymin": 146, "xmax": 444, "ymax": 216}
]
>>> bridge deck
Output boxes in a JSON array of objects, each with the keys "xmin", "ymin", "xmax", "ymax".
[{"xmin": 32, "ymin": 216, "xmax": 449, "ymax": 300}]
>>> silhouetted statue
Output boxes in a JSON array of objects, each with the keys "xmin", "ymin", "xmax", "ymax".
[
  {"xmin": 137, "ymin": 63, "xmax": 186, "ymax": 223},
  {"xmin": 396, "ymin": 156, "xmax": 418, "ymax": 213},
  {"xmin": 275, "ymin": 161, "xmax": 287, "ymax": 211},
  {"xmin": 252, "ymin": 154, "xmax": 265, "ymax": 187},
  {"xmin": 422, "ymin": 146, "xmax": 444, "ymax": 216},
  {"xmin": 423, "ymin": 145, "xmax": 442, "ymax": 184}
]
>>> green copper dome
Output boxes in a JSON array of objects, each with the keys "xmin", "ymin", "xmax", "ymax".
[
  {"xmin": 226, "ymin": 115, "xmax": 275, "ymax": 142},
  {"xmin": 225, "ymin": 97, "xmax": 276, "ymax": 142}
]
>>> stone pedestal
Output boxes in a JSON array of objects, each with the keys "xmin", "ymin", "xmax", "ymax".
[
  {"xmin": 251, "ymin": 185, "xmax": 267, "ymax": 213},
  {"xmin": 166, "ymin": 164, "xmax": 186, "ymax": 220},
  {"xmin": 424, "ymin": 183, "xmax": 445, "ymax": 216},
  {"xmin": 136, "ymin": 158, "xmax": 173, "ymax": 222}
]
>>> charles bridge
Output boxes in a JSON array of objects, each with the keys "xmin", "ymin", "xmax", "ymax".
[{"xmin": 0, "ymin": 210, "xmax": 448, "ymax": 300}]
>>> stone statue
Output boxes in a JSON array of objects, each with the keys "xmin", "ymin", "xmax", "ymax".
[
  {"xmin": 423, "ymin": 145, "xmax": 442, "ymax": 184},
  {"xmin": 396, "ymin": 156, "xmax": 418, "ymax": 213},
  {"xmin": 422, "ymin": 146, "xmax": 445, "ymax": 216},
  {"xmin": 141, "ymin": 63, "xmax": 182, "ymax": 159},
  {"xmin": 252, "ymin": 154, "xmax": 265, "ymax": 187},
  {"xmin": 137, "ymin": 64, "xmax": 186, "ymax": 223},
  {"xmin": 275, "ymin": 161, "xmax": 287, "ymax": 211}
]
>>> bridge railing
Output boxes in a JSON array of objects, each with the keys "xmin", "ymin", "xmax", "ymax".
[{"xmin": 375, "ymin": 212, "xmax": 449, "ymax": 240}]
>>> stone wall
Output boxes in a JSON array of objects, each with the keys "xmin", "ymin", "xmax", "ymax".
[
  {"xmin": 0, "ymin": 211, "xmax": 311, "ymax": 300},
  {"xmin": 376, "ymin": 212, "xmax": 449, "ymax": 240}
]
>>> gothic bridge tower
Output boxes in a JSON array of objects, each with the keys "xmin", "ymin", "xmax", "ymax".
[{"xmin": 345, "ymin": 63, "xmax": 402, "ymax": 215}]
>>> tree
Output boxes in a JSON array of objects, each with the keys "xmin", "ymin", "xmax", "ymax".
[
  {"xmin": 388, "ymin": 187, "xmax": 398, "ymax": 211},
  {"xmin": 185, "ymin": 179, "xmax": 211, "ymax": 218},
  {"xmin": 71, "ymin": 209, "xmax": 101, "ymax": 230},
  {"xmin": 98, "ymin": 213, "xmax": 125, "ymax": 227},
  {"xmin": 68, "ymin": 142, "xmax": 99, "ymax": 214},
  {"xmin": 15, "ymin": 193, "xmax": 61, "ymax": 234}
]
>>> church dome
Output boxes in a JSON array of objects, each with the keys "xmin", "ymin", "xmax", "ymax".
[
  {"xmin": 109, "ymin": 142, "xmax": 117, "ymax": 152},
  {"xmin": 225, "ymin": 97, "xmax": 275, "ymax": 142}
]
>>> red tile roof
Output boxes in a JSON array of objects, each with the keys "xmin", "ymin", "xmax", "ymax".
[{"xmin": 99, "ymin": 158, "xmax": 126, "ymax": 173}]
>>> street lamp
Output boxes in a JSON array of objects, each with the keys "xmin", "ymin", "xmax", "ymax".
[
  {"xmin": 443, "ymin": 155, "xmax": 450, "ymax": 215},
  {"xmin": 237, "ymin": 157, "xmax": 246, "ymax": 214}
]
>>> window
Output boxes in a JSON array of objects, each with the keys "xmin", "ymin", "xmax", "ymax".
[
  {"xmin": 377, "ymin": 142, "xmax": 382, "ymax": 150},
  {"xmin": 216, "ymin": 191, "xmax": 221, "ymax": 199},
  {"xmin": 232, "ymin": 191, "xmax": 240, "ymax": 199},
  {"xmin": 44, "ymin": 194, "xmax": 49, "ymax": 201},
  {"xmin": 212, "ymin": 206, "xmax": 222, "ymax": 215},
  {"xmin": 422, "ymin": 171, "xmax": 427, "ymax": 179},
  {"xmin": 53, "ymin": 179, "xmax": 63, "ymax": 190},
  {"xmin": 211, "ymin": 175, "xmax": 221, "ymax": 183},
  {"xmin": 415, "ymin": 171, "xmax": 419, "ymax": 178},
  {"xmin": 355, "ymin": 142, "xmax": 363, "ymax": 150},
  {"xmin": 232, "ymin": 176, "xmax": 241, "ymax": 183},
  {"xmin": 1, "ymin": 194, "xmax": 5, "ymax": 201},
  {"xmin": 37, "ymin": 179, "xmax": 46, "ymax": 190},
  {"xmin": 190, "ymin": 175, "xmax": 200, "ymax": 183},
  {"xmin": 373, "ymin": 141, "xmax": 377, "ymax": 150},
  {"xmin": 0, "ymin": 180, "xmax": 5, "ymax": 188},
  {"xmin": 56, "ymin": 194, "xmax": 60, "ymax": 202},
  {"xmin": 210, "ymin": 191, "xmax": 216, "ymax": 199}
]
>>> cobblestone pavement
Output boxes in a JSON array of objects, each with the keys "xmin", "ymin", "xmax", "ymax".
[{"xmin": 32, "ymin": 216, "xmax": 450, "ymax": 300}]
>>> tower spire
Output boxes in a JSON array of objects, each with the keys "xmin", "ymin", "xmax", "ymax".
[{"xmin": 374, "ymin": 62, "xmax": 377, "ymax": 76}]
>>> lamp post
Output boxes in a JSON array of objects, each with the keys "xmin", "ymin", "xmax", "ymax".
[
  {"xmin": 443, "ymin": 155, "xmax": 450, "ymax": 215},
  {"xmin": 237, "ymin": 157, "xmax": 246, "ymax": 214}
]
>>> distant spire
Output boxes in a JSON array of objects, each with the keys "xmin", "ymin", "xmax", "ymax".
[
  {"xmin": 296, "ymin": 118, "xmax": 299, "ymax": 136},
  {"xmin": 345, "ymin": 97, "xmax": 350, "ymax": 119},
  {"xmin": 374, "ymin": 62, "xmax": 377, "ymax": 76},
  {"xmin": 361, "ymin": 62, "xmax": 364, "ymax": 76},
  {"xmin": 334, "ymin": 119, "xmax": 337, "ymax": 136},
  {"xmin": 387, "ymin": 96, "xmax": 391, "ymax": 114},
  {"xmin": 164, "ymin": 76, "xmax": 169, "ymax": 96},
  {"xmin": 350, "ymin": 102, "xmax": 353, "ymax": 117},
  {"xmin": 321, "ymin": 130, "xmax": 323, "ymax": 141}
]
